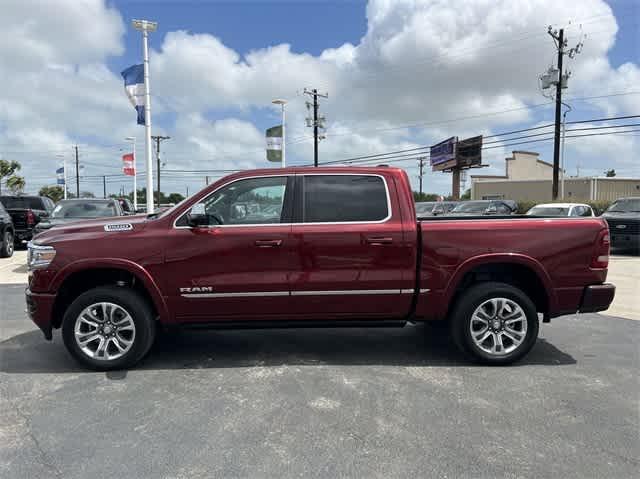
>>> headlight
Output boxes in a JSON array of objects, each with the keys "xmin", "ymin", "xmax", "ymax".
[{"xmin": 27, "ymin": 242, "xmax": 56, "ymax": 270}]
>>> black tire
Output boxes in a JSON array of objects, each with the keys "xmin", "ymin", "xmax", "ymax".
[
  {"xmin": 0, "ymin": 230, "xmax": 14, "ymax": 258},
  {"xmin": 62, "ymin": 286, "xmax": 156, "ymax": 371},
  {"xmin": 450, "ymin": 282, "xmax": 539, "ymax": 365}
]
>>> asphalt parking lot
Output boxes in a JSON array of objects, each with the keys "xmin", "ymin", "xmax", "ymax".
[{"xmin": 1, "ymin": 251, "xmax": 638, "ymax": 478}]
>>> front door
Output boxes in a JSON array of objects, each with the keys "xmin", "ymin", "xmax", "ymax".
[
  {"xmin": 289, "ymin": 173, "xmax": 415, "ymax": 319},
  {"xmin": 164, "ymin": 175, "xmax": 295, "ymax": 322}
]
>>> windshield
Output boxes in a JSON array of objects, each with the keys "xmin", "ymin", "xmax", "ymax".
[
  {"xmin": 527, "ymin": 206, "xmax": 570, "ymax": 216},
  {"xmin": 606, "ymin": 199, "xmax": 640, "ymax": 212},
  {"xmin": 415, "ymin": 202, "xmax": 435, "ymax": 214},
  {"xmin": 51, "ymin": 201, "xmax": 117, "ymax": 219},
  {"xmin": 451, "ymin": 202, "xmax": 489, "ymax": 213},
  {"xmin": 0, "ymin": 196, "xmax": 44, "ymax": 210}
]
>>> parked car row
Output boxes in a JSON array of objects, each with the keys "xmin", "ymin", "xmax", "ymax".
[
  {"xmin": 415, "ymin": 197, "xmax": 638, "ymax": 253},
  {"xmin": 0, "ymin": 195, "xmax": 134, "ymax": 252}
]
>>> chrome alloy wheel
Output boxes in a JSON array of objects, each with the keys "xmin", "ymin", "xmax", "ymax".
[
  {"xmin": 469, "ymin": 298, "xmax": 527, "ymax": 356},
  {"xmin": 74, "ymin": 302, "xmax": 136, "ymax": 361}
]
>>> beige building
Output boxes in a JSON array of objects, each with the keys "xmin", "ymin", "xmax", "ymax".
[{"xmin": 471, "ymin": 150, "xmax": 640, "ymax": 202}]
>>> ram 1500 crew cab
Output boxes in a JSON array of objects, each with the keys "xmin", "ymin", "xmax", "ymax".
[{"xmin": 25, "ymin": 167, "xmax": 615, "ymax": 370}]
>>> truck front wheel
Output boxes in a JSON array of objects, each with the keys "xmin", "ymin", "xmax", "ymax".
[
  {"xmin": 62, "ymin": 286, "xmax": 156, "ymax": 370},
  {"xmin": 450, "ymin": 282, "xmax": 539, "ymax": 365}
]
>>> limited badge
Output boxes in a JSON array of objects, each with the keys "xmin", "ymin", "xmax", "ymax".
[{"xmin": 104, "ymin": 223, "xmax": 133, "ymax": 232}]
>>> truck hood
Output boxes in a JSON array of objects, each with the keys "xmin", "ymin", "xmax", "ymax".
[
  {"xmin": 32, "ymin": 215, "xmax": 149, "ymax": 245},
  {"xmin": 602, "ymin": 211, "xmax": 640, "ymax": 220}
]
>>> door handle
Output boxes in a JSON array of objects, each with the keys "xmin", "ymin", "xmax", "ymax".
[
  {"xmin": 255, "ymin": 239, "xmax": 283, "ymax": 248},
  {"xmin": 365, "ymin": 236, "xmax": 393, "ymax": 245}
]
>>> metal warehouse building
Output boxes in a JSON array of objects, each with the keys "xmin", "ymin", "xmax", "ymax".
[{"xmin": 471, "ymin": 151, "xmax": 640, "ymax": 202}]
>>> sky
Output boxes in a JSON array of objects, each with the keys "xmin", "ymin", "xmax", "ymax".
[{"xmin": 1, "ymin": 0, "xmax": 639, "ymax": 198}]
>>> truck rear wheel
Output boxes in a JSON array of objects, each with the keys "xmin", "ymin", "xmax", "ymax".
[
  {"xmin": 62, "ymin": 286, "xmax": 156, "ymax": 371},
  {"xmin": 450, "ymin": 282, "xmax": 539, "ymax": 365}
]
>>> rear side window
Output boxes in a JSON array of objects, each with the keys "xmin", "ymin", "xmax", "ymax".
[{"xmin": 302, "ymin": 175, "xmax": 389, "ymax": 223}]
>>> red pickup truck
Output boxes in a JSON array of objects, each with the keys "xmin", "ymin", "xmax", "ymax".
[{"xmin": 26, "ymin": 167, "xmax": 615, "ymax": 370}]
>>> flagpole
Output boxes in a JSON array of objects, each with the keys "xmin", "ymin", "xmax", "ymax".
[
  {"xmin": 133, "ymin": 140, "xmax": 138, "ymax": 211},
  {"xmin": 126, "ymin": 136, "xmax": 138, "ymax": 211},
  {"xmin": 63, "ymin": 156, "xmax": 67, "ymax": 199},
  {"xmin": 133, "ymin": 19, "xmax": 157, "ymax": 214},
  {"xmin": 272, "ymin": 99, "xmax": 287, "ymax": 168}
]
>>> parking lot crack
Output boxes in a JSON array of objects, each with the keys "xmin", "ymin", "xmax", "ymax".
[{"xmin": 12, "ymin": 402, "xmax": 63, "ymax": 479}]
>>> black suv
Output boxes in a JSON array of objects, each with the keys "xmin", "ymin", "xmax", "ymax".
[
  {"xmin": 0, "ymin": 202, "xmax": 14, "ymax": 257},
  {"xmin": 602, "ymin": 197, "xmax": 640, "ymax": 253},
  {"xmin": 0, "ymin": 195, "xmax": 54, "ymax": 247}
]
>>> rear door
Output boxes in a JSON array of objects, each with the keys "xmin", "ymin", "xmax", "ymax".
[{"xmin": 289, "ymin": 173, "xmax": 415, "ymax": 319}]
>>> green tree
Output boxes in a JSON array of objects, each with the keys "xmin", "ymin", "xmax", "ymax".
[
  {"xmin": 0, "ymin": 159, "xmax": 21, "ymax": 194},
  {"xmin": 39, "ymin": 185, "xmax": 65, "ymax": 203},
  {"xmin": 604, "ymin": 169, "xmax": 616, "ymax": 177},
  {"xmin": 460, "ymin": 188, "xmax": 471, "ymax": 200},
  {"xmin": 413, "ymin": 192, "xmax": 439, "ymax": 202},
  {"xmin": 166, "ymin": 192, "xmax": 185, "ymax": 204},
  {"xmin": 80, "ymin": 191, "xmax": 95, "ymax": 198},
  {"xmin": 6, "ymin": 175, "xmax": 26, "ymax": 194}
]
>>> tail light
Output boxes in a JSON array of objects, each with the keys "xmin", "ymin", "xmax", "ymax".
[
  {"xmin": 26, "ymin": 209, "xmax": 36, "ymax": 226},
  {"xmin": 590, "ymin": 229, "xmax": 610, "ymax": 269}
]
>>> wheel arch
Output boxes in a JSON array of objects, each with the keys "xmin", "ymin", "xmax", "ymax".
[
  {"xmin": 444, "ymin": 254, "xmax": 557, "ymax": 320},
  {"xmin": 50, "ymin": 259, "xmax": 170, "ymax": 329}
]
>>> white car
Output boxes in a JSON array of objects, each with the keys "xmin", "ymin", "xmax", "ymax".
[{"xmin": 526, "ymin": 203, "xmax": 595, "ymax": 217}]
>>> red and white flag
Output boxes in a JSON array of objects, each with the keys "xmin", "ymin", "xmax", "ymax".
[{"xmin": 122, "ymin": 153, "xmax": 135, "ymax": 176}]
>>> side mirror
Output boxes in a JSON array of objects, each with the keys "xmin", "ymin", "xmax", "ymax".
[
  {"xmin": 187, "ymin": 213, "xmax": 209, "ymax": 228},
  {"xmin": 486, "ymin": 206, "xmax": 497, "ymax": 214}
]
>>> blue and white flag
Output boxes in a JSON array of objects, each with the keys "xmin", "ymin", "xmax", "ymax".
[
  {"xmin": 56, "ymin": 167, "xmax": 65, "ymax": 185},
  {"xmin": 121, "ymin": 64, "xmax": 145, "ymax": 125}
]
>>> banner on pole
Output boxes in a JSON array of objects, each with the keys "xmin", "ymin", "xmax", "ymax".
[
  {"xmin": 122, "ymin": 153, "xmax": 136, "ymax": 176},
  {"xmin": 56, "ymin": 167, "xmax": 65, "ymax": 185},
  {"xmin": 121, "ymin": 64, "xmax": 145, "ymax": 125},
  {"xmin": 266, "ymin": 125, "xmax": 283, "ymax": 163}
]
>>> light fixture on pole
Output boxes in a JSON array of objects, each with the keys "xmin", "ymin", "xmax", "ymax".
[
  {"xmin": 125, "ymin": 137, "xmax": 138, "ymax": 211},
  {"xmin": 132, "ymin": 18, "xmax": 157, "ymax": 214},
  {"xmin": 272, "ymin": 99, "xmax": 287, "ymax": 168}
]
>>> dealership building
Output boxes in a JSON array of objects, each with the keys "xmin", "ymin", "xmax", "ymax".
[{"xmin": 470, "ymin": 151, "xmax": 640, "ymax": 202}]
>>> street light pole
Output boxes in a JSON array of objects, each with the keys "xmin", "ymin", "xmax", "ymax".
[
  {"xmin": 272, "ymin": 99, "xmax": 287, "ymax": 168},
  {"xmin": 132, "ymin": 19, "xmax": 157, "ymax": 214}
]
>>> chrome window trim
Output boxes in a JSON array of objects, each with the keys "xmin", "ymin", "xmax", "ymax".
[
  {"xmin": 298, "ymin": 173, "xmax": 392, "ymax": 225},
  {"xmin": 173, "ymin": 172, "xmax": 393, "ymax": 229}
]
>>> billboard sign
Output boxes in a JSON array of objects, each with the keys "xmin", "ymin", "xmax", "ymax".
[
  {"xmin": 456, "ymin": 135, "xmax": 483, "ymax": 168},
  {"xmin": 430, "ymin": 137, "xmax": 457, "ymax": 171}
]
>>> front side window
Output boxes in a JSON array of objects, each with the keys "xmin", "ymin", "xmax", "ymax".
[
  {"xmin": 302, "ymin": 175, "xmax": 389, "ymax": 223},
  {"xmin": 179, "ymin": 176, "xmax": 287, "ymax": 226}
]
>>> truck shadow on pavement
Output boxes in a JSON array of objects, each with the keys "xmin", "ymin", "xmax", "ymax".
[{"xmin": 0, "ymin": 324, "xmax": 576, "ymax": 375}]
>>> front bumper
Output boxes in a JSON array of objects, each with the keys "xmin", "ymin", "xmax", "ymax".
[
  {"xmin": 579, "ymin": 283, "xmax": 616, "ymax": 314},
  {"xmin": 25, "ymin": 288, "xmax": 55, "ymax": 340},
  {"xmin": 610, "ymin": 233, "xmax": 639, "ymax": 249},
  {"xmin": 14, "ymin": 229, "xmax": 34, "ymax": 244}
]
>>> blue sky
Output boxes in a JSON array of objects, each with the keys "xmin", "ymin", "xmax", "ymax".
[{"xmin": 2, "ymin": 0, "xmax": 638, "ymax": 197}]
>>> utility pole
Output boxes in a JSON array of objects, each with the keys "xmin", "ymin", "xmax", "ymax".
[
  {"xmin": 103, "ymin": 176, "xmax": 107, "ymax": 198},
  {"xmin": 550, "ymin": 28, "xmax": 564, "ymax": 200},
  {"xmin": 546, "ymin": 27, "xmax": 582, "ymax": 200},
  {"xmin": 74, "ymin": 145, "xmax": 80, "ymax": 198},
  {"xmin": 151, "ymin": 135, "xmax": 170, "ymax": 208},
  {"xmin": 418, "ymin": 157, "xmax": 426, "ymax": 197},
  {"xmin": 304, "ymin": 88, "xmax": 328, "ymax": 167}
]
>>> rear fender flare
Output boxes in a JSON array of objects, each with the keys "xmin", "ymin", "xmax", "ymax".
[{"xmin": 444, "ymin": 253, "xmax": 557, "ymax": 315}]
